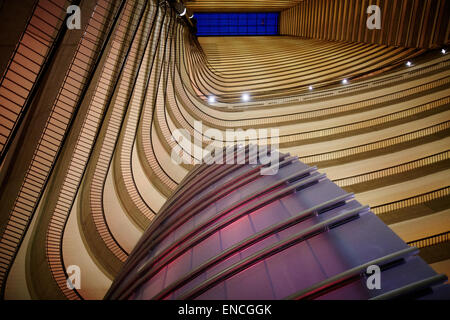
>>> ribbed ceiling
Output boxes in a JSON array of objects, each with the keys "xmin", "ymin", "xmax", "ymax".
[{"xmin": 185, "ymin": 0, "xmax": 303, "ymax": 12}]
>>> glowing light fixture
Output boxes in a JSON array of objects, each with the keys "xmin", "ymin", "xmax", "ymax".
[
  {"xmin": 442, "ymin": 49, "xmax": 447, "ymax": 54},
  {"xmin": 242, "ymin": 93, "xmax": 250, "ymax": 102},
  {"xmin": 308, "ymin": 86, "xmax": 313, "ymax": 91},
  {"xmin": 189, "ymin": 14, "xmax": 194, "ymax": 19},
  {"xmin": 342, "ymin": 79, "xmax": 348, "ymax": 84},
  {"xmin": 406, "ymin": 61, "xmax": 412, "ymax": 67},
  {"xmin": 208, "ymin": 96, "xmax": 216, "ymax": 103},
  {"xmin": 174, "ymin": 3, "xmax": 187, "ymax": 17}
]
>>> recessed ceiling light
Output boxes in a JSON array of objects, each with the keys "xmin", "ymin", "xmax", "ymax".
[
  {"xmin": 342, "ymin": 79, "xmax": 348, "ymax": 84},
  {"xmin": 242, "ymin": 93, "xmax": 250, "ymax": 102},
  {"xmin": 208, "ymin": 96, "xmax": 216, "ymax": 103},
  {"xmin": 308, "ymin": 86, "xmax": 313, "ymax": 90},
  {"xmin": 406, "ymin": 61, "xmax": 412, "ymax": 67},
  {"xmin": 442, "ymin": 49, "xmax": 447, "ymax": 54}
]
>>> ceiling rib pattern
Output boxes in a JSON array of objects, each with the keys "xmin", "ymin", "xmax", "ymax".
[{"xmin": 185, "ymin": 0, "xmax": 303, "ymax": 12}]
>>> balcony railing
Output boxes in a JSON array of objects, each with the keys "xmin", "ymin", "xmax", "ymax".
[
  {"xmin": 407, "ymin": 231, "xmax": 450, "ymax": 249},
  {"xmin": 0, "ymin": 0, "xmax": 72, "ymax": 164},
  {"xmin": 0, "ymin": 0, "xmax": 125, "ymax": 299}
]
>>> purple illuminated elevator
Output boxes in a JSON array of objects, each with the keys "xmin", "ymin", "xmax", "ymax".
[{"xmin": 106, "ymin": 146, "xmax": 450, "ymax": 300}]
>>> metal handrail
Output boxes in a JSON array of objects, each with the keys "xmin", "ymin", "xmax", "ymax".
[
  {"xmin": 45, "ymin": 0, "xmax": 146, "ymax": 299},
  {"xmin": 0, "ymin": 0, "xmax": 125, "ymax": 299},
  {"xmin": 407, "ymin": 231, "xmax": 450, "ymax": 249},
  {"xmin": 335, "ymin": 150, "xmax": 450, "ymax": 188},
  {"xmin": 0, "ymin": 0, "xmax": 72, "ymax": 165},
  {"xmin": 372, "ymin": 186, "xmax": 450, "ymax": 215}
]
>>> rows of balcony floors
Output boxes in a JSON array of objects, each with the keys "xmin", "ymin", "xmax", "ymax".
[{"xmin": 2, "ymin": 2, "xmax": 449, "ymax": 299}]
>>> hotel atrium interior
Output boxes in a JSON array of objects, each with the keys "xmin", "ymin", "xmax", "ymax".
[{"xmin": 0, "ymin": 0, "xmax": 449, "ymax": 300}]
